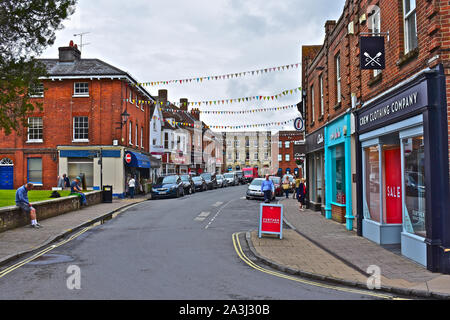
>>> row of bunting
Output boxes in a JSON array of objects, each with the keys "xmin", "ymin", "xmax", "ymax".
[
  {"xmin": 160, "ymin": 104, "xmax": 297, "ymax": 115},
  {"xmin": 134, "ymin": 63, "xmax": 300, "ymax": 87},
  {"xmin": 162, "ymin": 118, "xmax": 296, "ymax": 130},
  {"xmin": 125, "ymin": 87, "xmax": 302, "ymax": 107}
]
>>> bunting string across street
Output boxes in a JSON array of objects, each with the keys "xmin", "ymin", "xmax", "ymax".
[
  {"xmin": 134, "ymin": 62, "xmax": 300, "ymax": 87},
  {"xmin": 160, "ymin": 104, "xmax": 298, "ymax": 115},
  {"xmin": 164, "ymin": 118, "xmax": 297, "ymax": 130}
]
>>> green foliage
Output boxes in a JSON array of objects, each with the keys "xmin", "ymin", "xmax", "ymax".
[{"xmin": 0, "ymin": 0, "xmax": 77, "ymax": 135}]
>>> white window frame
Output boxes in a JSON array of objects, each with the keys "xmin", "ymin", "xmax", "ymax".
[
  {"xmin": 254, "ymin": 152, "xmax": 258, "ymax": 160},
  {"xmin": 311, "ymin": 85, "xmax": 315, "ymax": 123},
  {"xmin": 278, "ymin": 154, "xmax": 282, "ymax": 162},
  {"xmin": 73, "ymin": 116, "xmax": 89, "ymax": 142},
  {"xmin": 27, "ymin": 117, "xmax": 43, "ymax": 143},
  {"xmin": 403, "ymin": 0, "xmax": 417, "ymax": 54},
  {"xmin": 135, "ymin": 123, "xmax": 139, "ymax": 147},
  {"xmin": 336, "ymin": 54, "xmax": 341, "ymax": 103},
  {"xmin": 29, "ymin": 83, "xmax": 44, "ymax": 98},
  {"xmin": 370, "ymin": 7, "xmax": 382, "ymax": 77},
  {"xmin": 129, "ymin": 121, "xmax": 133, "ymax": 145},
  {"xmin": 285, "ymin": 154, "xmax": 290, "ymax": 162},
  {"xmin": 285, "ymin": 141, "xmax": 290, "ymax": 149},
  {"xmin": 140, "ymin": 126, "xmax": 144, "ymax": 148},
  {"xmin": 319, "ymin": 74, "xmax": 324, "ymax": 116},
  {"xmin": 73, "ymin": 82, "xmax": 89, "ymax": 97}
]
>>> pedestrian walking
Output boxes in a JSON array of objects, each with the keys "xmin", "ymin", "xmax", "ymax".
[
  {"xmin": 63, "ymin": 174, "xmax": 70, "ymax": 189},
  {"xmin": 294, "ymin": 175, "xmax": 302, "ymax": 201},
  {"xmin": 70, "ymin": 176, "xmax": 87, "ymax": 206},
  {"xmin": 57, "ymin": 175, "xmax": 65, "ymax": 188},
  {"xmin": 15, "ymin": 183, "xmax": 42, "ymax": 228},
  {"xmin": 260, "ymin": 174, "xmax": 274, "ymax": 203},
  {"xmin": 282, "ymin": 176, "xmax": 290, "ymax": 199},
  {"xmin": 299, "ymin": 178, "xmax": 306, "ymax": 211},
  {"xmin": 128, "ymin": 176, "xmax": 136, "ymax": 199}
]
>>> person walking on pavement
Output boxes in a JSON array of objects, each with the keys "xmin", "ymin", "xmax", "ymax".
[
  {"xmin": 70, "ymin": 176, "xmax": 87, "ymax": 206},
  {"xmin": 299, "ymin": 178, "xmax": 306, "ymax": 211},
  {"xmin": 282, "ymin": 176, "xmax": 290, "ymax": 199},
  {"xmin": 261, "ymin": 174, "xmax": 274, "ymax": 203},
  {"xmin": 63, "ymin": 173, "xmax": 70, "ymax": 190},
  {"xmin": 15, "ymin": 183, "xmax": 42, "ymax": 228},
  {"xmin": 294, "ymin": 175, "xmax": 302, "ymax": 201},
  {"xmin": 128, "ymin": 176, "xmax": 136, "ymax": 199}
]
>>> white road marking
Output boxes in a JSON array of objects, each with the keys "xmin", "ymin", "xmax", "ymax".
[
  {"xmin": 205, "ymin": 200, "xmax": 233, "ymax": 229},
  {"xmin": 212, "ymin": 201, "xmax": 224, "ymax": 207},
  {"xmin": 194, "ymin": 212, "xmax": 210, "ymax": 221}
]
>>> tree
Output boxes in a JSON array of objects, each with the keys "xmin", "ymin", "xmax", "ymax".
[{"xmin": 0, "ymin": 0, "xmax": 77, "ymax": 135}]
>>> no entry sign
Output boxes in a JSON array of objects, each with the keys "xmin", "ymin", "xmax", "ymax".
[
  {"xmin": 258, "ymin": 204, "xmax": 283, "ymax": 239},
  {"xmin": 125, "ymin": 153, "xmax": 132, "ymax": 164}
]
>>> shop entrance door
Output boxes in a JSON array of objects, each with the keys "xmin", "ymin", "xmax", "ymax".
[{"xmin": 384, "ymin": 148, "xmax": 402, "ymax": 224}]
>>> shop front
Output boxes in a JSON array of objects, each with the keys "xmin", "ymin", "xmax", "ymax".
[
  {"xmin": 355, "ymin": 65, "xmax": 450, "ymax": 272},
  {"xmin": 124, "ymin": 150, "xmax": 151, "ymax": 196},
  {"xmin": 324, "ymin": 113, "xmax": 353, "ymax": 230},
  {"xmin": 305, "ymin": 127, "xmax": 325, "ymax": 213}
]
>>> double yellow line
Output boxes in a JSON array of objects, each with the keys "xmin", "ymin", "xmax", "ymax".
[
  {"xmin": 0, "ymin": 226, "xmax": 92, "ymax": 279},
  {"xmin": 232, "ymin": 232, "xmax": 408, "ymax": 300}
]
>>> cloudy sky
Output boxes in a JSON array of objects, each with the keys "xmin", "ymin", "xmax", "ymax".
[{"xmin": 41, "ymin": 0, "xmax": 346, "ymax": 132}]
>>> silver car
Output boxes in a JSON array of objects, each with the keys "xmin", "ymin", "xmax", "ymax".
[
  {"xmin": 246, "ymin": 178, "xmax": 275, "ymax": 201},
  {"xmin": 216, "ymin": 174, "xmax": 227, "ymax": 188},
  {"xmin": 223, "ymin": 172, "xmax": 238, "ymax": 186}
]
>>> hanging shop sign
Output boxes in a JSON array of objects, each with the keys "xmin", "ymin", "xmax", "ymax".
[
  {"xmin": 293, "ymin": 117, "xmax": 304, "ymax": 131},
  {"xmin": 360, "ymin": 36, "xmax": 385, "ymax": 70}
]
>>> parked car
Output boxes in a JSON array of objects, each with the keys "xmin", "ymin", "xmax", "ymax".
[
  {"xmin": 242, "ymin": 167, "xmax": 259, "ymax": 183},
  {"xmin": 216, "ymin": 174, "xmax": 227, "ymax": 188},
  {"xmin": 180, "ymin": 174, "xmax": 195, "ymax": 194},
  {"xmin": 200, "ymin": 172, "xmax": 217, "ymax": 190},
  {"xmin": 235, "ymin": 171, "xmax": 245, "ymax": 185},
  {"xmin": 151, "ymin": 175, "xmax": 184, "ymax": 199},
  {"xmin": 223, "ymin": 172, "xmax": 238, "ymax": 186},
  {"xmin": 269, "ymin": 176, "xmax": 282, "ymax": 196},
  {"xmin": 246, "ymin": 178, "xmax": 275, "ymax": 201},
  {"xmin": 192, "ymin": 176, "xmax": 208, "ymax": 192}
]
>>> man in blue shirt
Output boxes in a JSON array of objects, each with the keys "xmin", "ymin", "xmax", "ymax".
[
  {"xmin": 15, "ymin": 183, "xmax": 42, "ymax": 229},
  {"xmin": 261, "ymin": 174, "xmax": 275, "ymax": 203},
  {"xmin": 70, "ymin": 177, "xmax": 87, "ymax": 206}
]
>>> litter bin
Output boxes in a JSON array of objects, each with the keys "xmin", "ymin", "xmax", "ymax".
[{"xmin": 103, "ymin": 185, "xmax": 113, "ymax": 203}]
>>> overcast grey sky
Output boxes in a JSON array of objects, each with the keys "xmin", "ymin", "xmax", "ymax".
[{"xmin": 41, "ymin": 0, "xmax": 346, "ymax": 131}]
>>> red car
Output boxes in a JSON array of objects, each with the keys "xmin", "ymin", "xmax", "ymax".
[{"xmin": 269, "ymin": 176, "xmax": 282, "ymax": 197}]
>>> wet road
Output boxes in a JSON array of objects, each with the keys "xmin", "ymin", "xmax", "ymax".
[{"xmin": 0, "ymin": 185, "xmax": 401, "ymax": 300}]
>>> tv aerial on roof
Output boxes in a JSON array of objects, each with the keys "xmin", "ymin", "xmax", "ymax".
[{"xmin": 73, "ymin": 32, "xmax": 91, "ymax": 52}]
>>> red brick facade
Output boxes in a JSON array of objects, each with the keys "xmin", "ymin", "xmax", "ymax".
[
  {"xmin": 303, "ymin": 0, "xmax": 450, "ymax": 173},
  {"xmin": 277, "ymin": 131, "xmax": 305, "ymax": 178},
  {"xmin": 0, "ymin": 46, "xmax": 154, "ymax": 189}
]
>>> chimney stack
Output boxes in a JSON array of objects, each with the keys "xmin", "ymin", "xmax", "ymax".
[
  {"xmin": 58, "ymin": 40, "xmax": 81, "ymax": 62},
  {"xmin": 180, "ymin": 98, "xmax": 188, "ymax": 111},
  {"xmin": 325, "ymin": 20, "xmax": 336, "ymax": 35},
  {"xmin": 158, "ymin": 89, "xmax": 168, "ymax": 107}
]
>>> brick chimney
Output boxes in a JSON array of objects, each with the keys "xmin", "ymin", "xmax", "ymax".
[
  {"xmin": 325, "ymin": 20, "xmax": 336, "ymax": 35},
  {"xmin": 180, "ymin": 98, "xmax": 188, "ymax": 111},
  {"xmin": 58, "ymin": 40, "xmax": 81, "ymax": 62},
  {"xmin": 157, "ymin": 89, "xmax": 168, "ymax": 107},
  {"xmin": 191, "ymin": 108, "xmax": 200, "ymax": 121}
]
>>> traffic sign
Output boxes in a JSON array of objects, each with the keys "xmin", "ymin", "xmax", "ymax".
[
  {"xmin": 294, "ymin": 117, "xmax": 304, "ymax": 131},
  {"xmin": 125, "ymin": 153, "xmax": 132, "ymax": 164}
]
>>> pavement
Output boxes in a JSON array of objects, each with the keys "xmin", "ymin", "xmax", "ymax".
[
  {"xmin": 247, "ymin": 197, "xmax": 450, "ymax": 299},
  {"xmin": 0, "ymin": 195, "xmax": 149, "ymax": 267}
]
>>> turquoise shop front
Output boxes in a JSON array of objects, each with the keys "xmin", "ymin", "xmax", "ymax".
[{"xmin": 324, "ymin": 112, "xmax": 353, "ymax": 230}]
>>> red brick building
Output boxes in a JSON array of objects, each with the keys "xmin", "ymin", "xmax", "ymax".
[
  {"xmin": 273, "ymin": 131, "xmax": 305, "ymax": 178},
  {"xmin": 302, "ymin": 0, "xmax": 450, "ymax": 273},
  {"xmin": 0, "ymin": 42, "xmax": 161, "ymax": 196}
]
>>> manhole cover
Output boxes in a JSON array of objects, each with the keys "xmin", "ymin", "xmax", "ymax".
[{"xmin": 27, "ymin": 254, "xmax": 74, "ymax": 266}]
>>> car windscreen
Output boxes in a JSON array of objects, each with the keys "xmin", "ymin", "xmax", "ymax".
[
  {"xmin": 224, "ymin": 174, "xmax": 234, "ymax": 178},
  {"xmin": 180, "ymin": 176, "xmax": 190, "ymax": 181},
  {"xmin": 216, "ymin": 175, "xmax": 223, "ymax": 179},
  {"xmin": 201, "ymin": 174, "xmax": 211, "ymax": 180},
  {"xmin": 250, "ymin": 179, "xmax": 263, "ymax": 186},
  {"xmin": 192, "ymin": 177, "xmax": 202, "ymax": 182},
  {"xmin": 158, "ymin": 176, "xmax": 177, "ymax": 184},
  {"xmin": 270, "ymin": 177, "xmax": 280, "ymax": 184}
]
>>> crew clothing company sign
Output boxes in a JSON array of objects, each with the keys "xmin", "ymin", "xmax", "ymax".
[
  {"xmin": 258, "ymin": 204, "xmax": 283, "ymax": 239},
  {"xmin": 357, "ymin": 80, "xmax": 428, "ymax": 132},
  {"xmin": 360, "ymin": 36, "xmax": 385, "ymax": 70}
]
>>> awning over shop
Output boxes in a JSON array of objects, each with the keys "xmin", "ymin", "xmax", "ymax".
[{"xmin": 125, "ymin": 151, "xmax": 151, "ymax": 168}]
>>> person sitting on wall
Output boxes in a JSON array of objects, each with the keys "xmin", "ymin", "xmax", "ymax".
[
  {"xmin": 70, "ymin": 176, "xmax": 87, "ymax": 206},
  {"xmin": 15, "ymin": 183, "xmax": 42, "ymax": 229}
]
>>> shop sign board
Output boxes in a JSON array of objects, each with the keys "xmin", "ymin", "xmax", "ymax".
[
  {"xmin": 258, "ymin": 204, "xmax": 283, "ymax": 239},
  {"xmin": 360, "ymin": 36, "xmax": 385, "ymax": 70}
]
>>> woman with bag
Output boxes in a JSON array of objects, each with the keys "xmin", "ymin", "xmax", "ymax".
[
  {"xmin": 299, "ymin": 178, "xmax": 306, "ymax": 210},
  {"xmin": 282, "ymin": 176, "xmax": 290, "ymax": 199}
]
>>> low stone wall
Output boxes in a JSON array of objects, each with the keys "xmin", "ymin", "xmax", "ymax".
[{"xmin": 0, "ymin": 191, "xmax": 102, "ymax": 233}]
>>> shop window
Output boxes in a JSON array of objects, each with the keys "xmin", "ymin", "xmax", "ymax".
[
  {"xmin": 315, "ymin": 153, "xmax": 323, "ymax": 204},
  {"xmin": 364, "ymin": 146, "xmax": 381, "ymax": 222},
  {"xmin": 68, "ymin": 158, "xmax": 93, "ymax": 188},
  {"xmin": 403, "ymin": 0, "xmax": 417, "ymax": 54},
  {"xmin": 403, "ymin": 136, "xmax": 426, "ymax": 237},
  {"xmin": 332, "ymin": 144, "xmax": 345, "ymax": 204}
]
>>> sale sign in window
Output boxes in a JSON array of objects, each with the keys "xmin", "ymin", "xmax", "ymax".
[
  {"xmin": 258, "ymin": 204, "xmax": 283, "ymax": 239},
  {"xmin": 384, "ymin": 148, "xmax": 402, "ymax": 224}
]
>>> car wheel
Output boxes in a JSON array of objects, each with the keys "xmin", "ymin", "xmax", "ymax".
[{"xmin": 246, "ymin": 196, "xmax": 250, "ymax": 200}]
